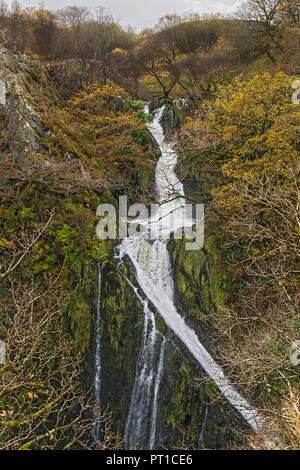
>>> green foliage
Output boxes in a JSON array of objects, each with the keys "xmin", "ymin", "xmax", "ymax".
[
  {"xmin": 292, "ymin": 316, "xmax": 300, "ymax": 330},
  {"xmin": 167, "ymin": 362, "xmax": 191, "ymax": 429},
  {"xmin": 19, "ymin": 207, "xmax": 37, "ymax": 219},
  {"xmin": 131, "ymin": 128, "xmax": 152, "ymax": 145},
  {"xmin": 128, "ymin": 99, "xmax": 145, "ymax": 111},
  {"xmin": 136, "ymin": 111, "xmax": 154, "ymax": 122},
  {"xmin": 215, "ymin": 275, "xmax": 227, "ymax": 290}
]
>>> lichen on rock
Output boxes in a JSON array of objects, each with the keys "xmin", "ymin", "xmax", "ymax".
[{"xmin": 0, "ymin": 47, "xmax": 53, "ymax": 162}]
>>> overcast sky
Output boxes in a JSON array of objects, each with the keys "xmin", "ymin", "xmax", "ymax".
[{"xmin": 16, "ymin": 0, "xmax": 243, "ymax": 30}]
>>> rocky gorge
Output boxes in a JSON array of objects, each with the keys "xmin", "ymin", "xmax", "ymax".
[{"xmin": 0, "ymin": 45, "xmax": 296, "ymax": 451}]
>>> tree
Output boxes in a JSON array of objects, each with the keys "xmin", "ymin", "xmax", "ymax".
[
  {"xmin": 278, "ymin": 0, "xmax": 300, "ymax": 25},
  {"xmin": 56, "ymin": 6, "xmax": 117, "ymax": 84},
  {"xmin": 136, "ymin": 15, "xmax": 227, "ymax": 100},
  {"xmin": 176, "ymin": 40, "xmax": 233, "ymax": 101},
  {"xmin": 31, "ymin": 8, "xmax": 57, "ymax": 57},
  {"xmin": 0, "ymin": 0, "xmax": 8, "ymax": 30},
  {"xmin": 137, "ymin": 36, "xmax": 179, "ymax": 99},
  {"xmin": 136, "ymin": 16, "xmax": 182, "ymax": 99},
  {"xmin": 0, "ymin": 214, "xmax": 121, "ymax": 449},
  {"xmin": 179, "ymin": 73, "xmax": 300, "ymax": 447},
  {"xmin": 172, "ymin": 18, "xmax": 220, "ymax": 54},
  {"xmin": 236, "ymin": 0, "xmax": 283, "ymax": 62},
  {"xmin": 7, "ymin": 1, "xmax": 32, "ymax": 52},
  {"xmin": 57, "ymin": 6, "xmax": 92, "ymax": 77},
  {"xmin": 92, "ymin": 6, "xmax": 115, "ymax": 84}
]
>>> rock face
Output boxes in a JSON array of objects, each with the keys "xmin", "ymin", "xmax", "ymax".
[
  {"xmin": 161, "ymin": 105, "xmax": 179, "ymax": 135},
  {"xmin": 99, "ymin": 242, "xmax": 245, "ymax": 450},
  {"xmin": 160, "ymin": 99, "xmax": 193, "ymax": 137},
  {"xmin": 0, "ymin": 47, "xmax": 244, "ymax": 448},
  {"xmin": 51, "ymin": 59, "xmax": 100, "ymax": 92},
  {"xmin": 51, "ymin": 59, "xmax": 91, "ymax": 96},
  {"xmin": 0, "ymin": 47, "xmax": 51, "ymax": 162}
]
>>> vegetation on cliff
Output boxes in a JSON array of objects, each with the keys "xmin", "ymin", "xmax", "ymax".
[
  {"xmin": 0, "ymin": 46, "xmax": 157, "ymax": 449},
  {"xmin": 178, "ymin": 71, "xmax": 300, "ymax": 449},
  {"xmin": 0, "ymin": 0, "xmax": 299, "ymax": 451}
]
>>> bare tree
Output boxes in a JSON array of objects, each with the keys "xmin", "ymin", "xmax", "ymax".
[
  {"xmin": 0, "ymin": 214, "xmax": 122, "ymax": 450},
  {"xmin": 0, "ymin": 0, "xmax": 8, "ymax": 30},
  {"xmin": 93, "ymin": 6, "xmax": 115, "ymax": 84},
  {"xmin": 137, "ymin": 31, "xmax": 179, "ymax": 99},
  {"xmin": 237, "ymin": 0, "xmax": 283, "ymax": 62},
  {"xmin": 57, "ymin": 6, "xmax": 92, "ymax": 78}
]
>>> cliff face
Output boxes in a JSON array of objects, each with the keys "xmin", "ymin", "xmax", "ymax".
[
  {"xmin": 0, "ymin": 48, "xmax": 54, "ymax": 161},
  {"xmin": 97, "ymin": 107, "xmax": 246, "ymax": 450},
  {"xmin": 99, "ymin": 253, "xmax": 245, "ymax": 450},
  {"xmin": 0, "ymin": 49, "xmax": 246, "ymax": 449}
]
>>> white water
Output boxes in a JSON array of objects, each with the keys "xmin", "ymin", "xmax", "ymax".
[
  {"xmin": 116, "ymin": 106, "xmax": 266, "ymax": 448},
  {"xmin": 124, "ymin": 300, "xmax": 157, "ymax": 449},
  {"xmin": 117, "ymin": 262, "xmax": 165, "ymax": 450},
  {"xmin": 91, "ymin": 262, "xmax": 102, "ymax": 442},
  {"xmin": 149, "ymin": 337, "xmax": 166, "ymax": 450}
]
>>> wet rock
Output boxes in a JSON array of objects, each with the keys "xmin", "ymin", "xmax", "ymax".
[
  {"xmin": 151, "ymin": 98, "xmax": 193, "ymax": 136},
  {"xmin": 161, "ymin": 105, "xmax": 179, "ymax": 135}
]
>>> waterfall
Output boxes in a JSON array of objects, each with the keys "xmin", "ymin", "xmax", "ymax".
[
  {"xmin": 91, "ymin": 262, "xmax": 102, "ymax": 442},
  {"xmin": 116, "ymin": 105, "xmax": 267, "ymax": 446},
  {"xmin": 116, "ymin": 259, "xmax": 165, "ymax": 450},
  {"xmin": 124, "ymin": 302, "xmax": 157, "ymax": 449},
  {"xmin": 149, "ymin": 337, "xmax": 166, "ymax": 450}
]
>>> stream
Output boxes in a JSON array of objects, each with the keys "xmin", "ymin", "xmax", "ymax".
[{"xmin": 113, "ymin": 106, "xmax": 265, "ymax": 449}]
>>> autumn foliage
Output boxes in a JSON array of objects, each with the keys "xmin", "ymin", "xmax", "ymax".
[{"xmin": 179, "ymin": 72, "xmax": 300, "ymax": 448}]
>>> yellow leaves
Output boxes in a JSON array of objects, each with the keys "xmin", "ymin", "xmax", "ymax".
[
  {"xmin": 181, "ymin": 72, "xmax": 300, "ymax": 180},
  {"xmin": 32, "ymin": 8, "xmax": 57, "ymax": 21},
  {"xmin": 28, "ymin": 392, "xmax": 38, "ymax": 400},
  {"xmin": 68, "ymin": 81, "xmax": 129, "ymax": 115},
  {"xmin": 47, "ymin": 80, "xmax": 156, "ymax": 186},
  {"xmin": 112, "ymin": 48, "xmax": 128, "ymax": 56},
  {"xmin": 205, "ymin": 72, "xmax": 300, "ymax": 182},
  {"xmin": 0, "ymin": 238, "xmax": 13, "ymax": 248},
  {"xmin": 212, "ymin": 73, "xmax": 294, "ymax": 141}
]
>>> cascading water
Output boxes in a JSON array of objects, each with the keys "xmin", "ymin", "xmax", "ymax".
[
  {"xmin": 116, "ymin": 259, "xmax": 165, "ymax": 450},
  {"xmin": 124, "ymin": 301, "xmax": 157, "ymax": 449},
  {"xmin": 149, "ymin": 337, "xmax": 167, "ymax": 451},
  {"xmin": 91, "ymin": 262, "xmax": 102, "ymax": 442},
  {"xmin": 116, "ymin": 105, "xmax": 266, "ymax": 449}
]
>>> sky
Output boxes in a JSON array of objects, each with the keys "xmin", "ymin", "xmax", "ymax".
[{"xmin": 15, "ymin": 0, "xmax": 243, "ymax": 30}]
